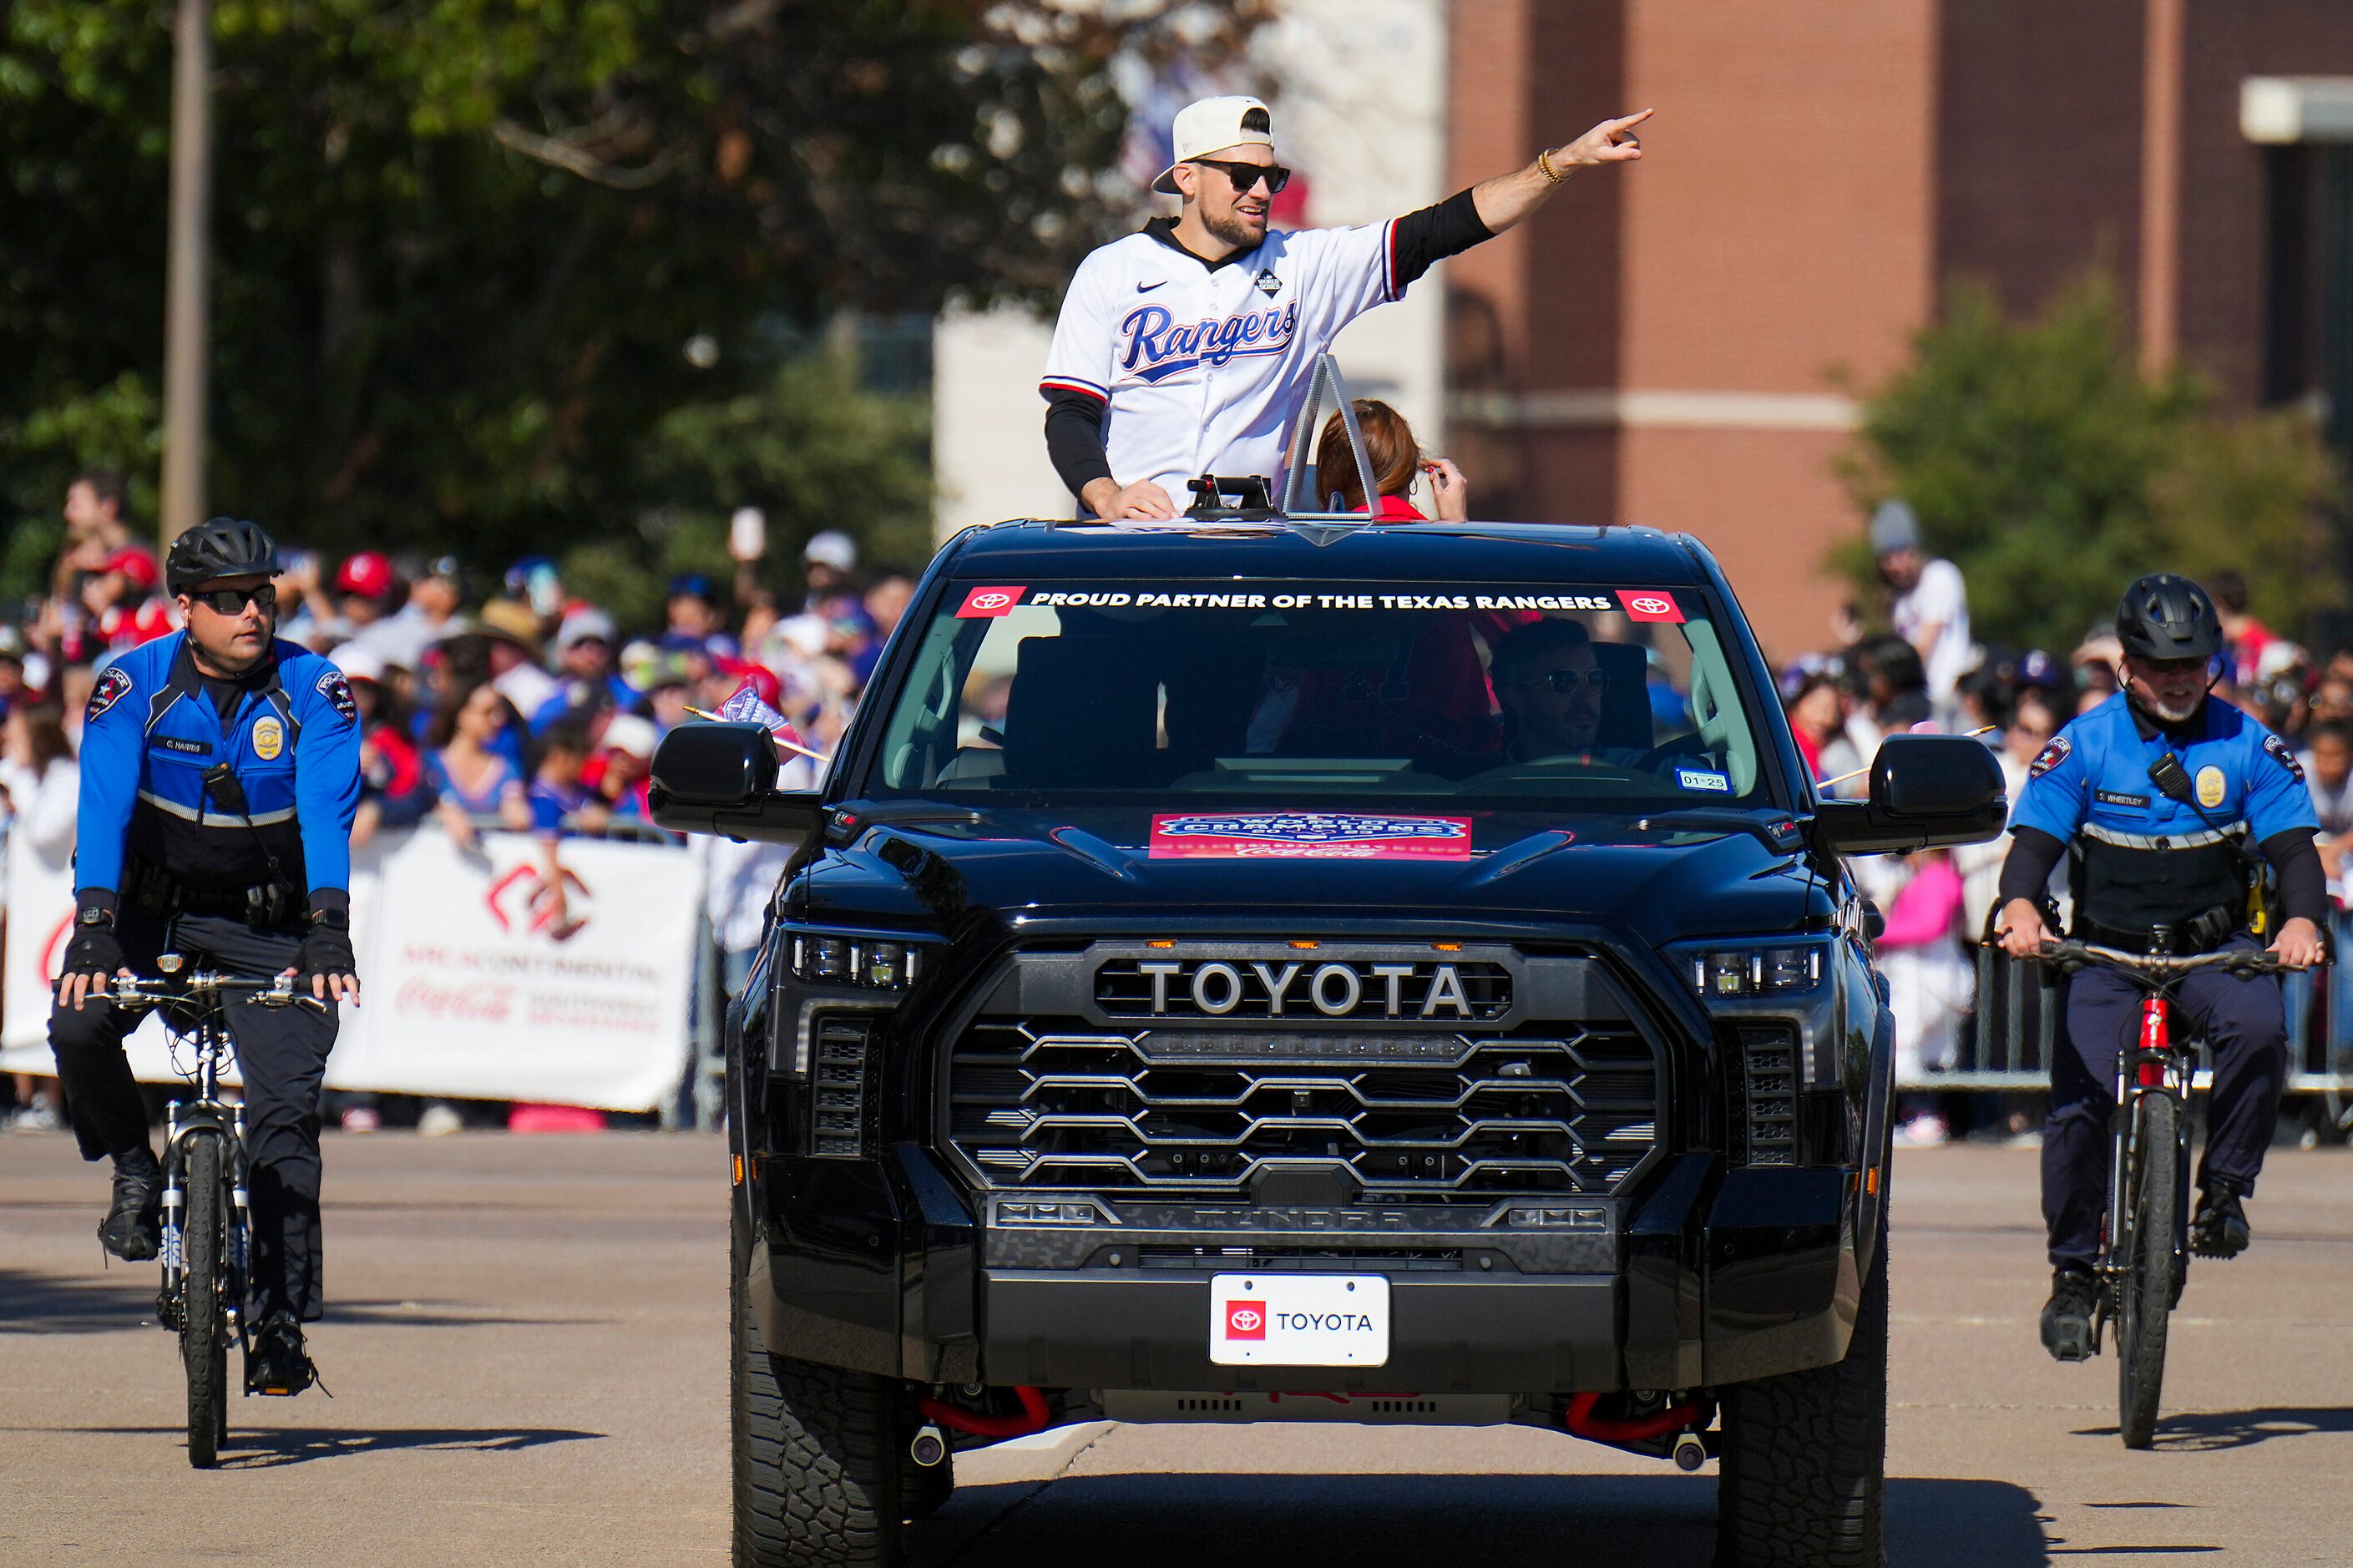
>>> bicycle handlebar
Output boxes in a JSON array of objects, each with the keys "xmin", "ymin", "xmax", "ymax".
[
  {"xmin": 2032, "ymin": 938, "xmax": 2287, "ymax": 979},
  {"xmin": 108, "ymin": 972, "xmax": 327, "ymax": 1012}
]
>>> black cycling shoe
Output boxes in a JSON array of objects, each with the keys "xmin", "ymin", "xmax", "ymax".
[
  {"xmin": 246, "ymin": 1315, "xmax": 316, "ymax": 1397},
  {"xmin": 2040, "ymin": 1266, "xmax": 2099, "ymax": 1363},
  {"xmin": 2192, "ymin": 1182, "xmax": 2252, "ymax": 1259},
  {"xmin": 99, "ymin": 1146, "xmax": 163, "ymax": 1262}
]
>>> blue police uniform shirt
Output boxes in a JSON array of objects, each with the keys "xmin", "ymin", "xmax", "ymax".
[
  {"xmin": 2011, "ymin": 691, "xmax": 2315, "ymax": 931},
  {"xmin": 76, "ymin": 632, "xmax": 363, "ymax": 901}
]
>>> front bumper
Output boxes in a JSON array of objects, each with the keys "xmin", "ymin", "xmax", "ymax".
[{"xmin": 747, "ymin": 1146, "xmax": 1861, "ymax": 1393}]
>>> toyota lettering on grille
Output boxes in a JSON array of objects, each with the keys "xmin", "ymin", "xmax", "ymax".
[{"xmin": 1119, "ymin": 958, "xmax": 1490, "ymax": 1020}]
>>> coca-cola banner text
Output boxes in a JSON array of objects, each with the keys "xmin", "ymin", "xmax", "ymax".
[{"xmin": 0, "ymin": 828, "xmax": 702, "ymax": 1112}]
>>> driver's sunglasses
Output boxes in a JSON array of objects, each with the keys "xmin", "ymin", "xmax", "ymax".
[
  {"xmin": 1519, "ymin": 668, "xmax": 1610, "ymax": 694},
  {"xmin": 1191, "ymin": 157, "xmax": 1292, "ymax": 195},
  {"xmin": 190, "ymin": 583, "xmax": 277, "ymax": 616}
]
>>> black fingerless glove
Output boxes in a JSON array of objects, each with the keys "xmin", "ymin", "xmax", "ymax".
[
  {"xmin": 61, "ymin": 925, "xmax": 124, "ymax": 981},
  {"xmin": 296, "ymin": 923, "xmax": 357, "ymax": 981}
]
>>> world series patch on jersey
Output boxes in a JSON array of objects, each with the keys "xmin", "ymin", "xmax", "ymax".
[{"xmin": 1041, "ymin": 220, "xmax": 1401, "ymax": 503}]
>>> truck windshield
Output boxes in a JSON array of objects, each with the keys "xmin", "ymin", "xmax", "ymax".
[{"xmin": 867, "ymin": 581, "xmax": 1777, "ymax": 808}]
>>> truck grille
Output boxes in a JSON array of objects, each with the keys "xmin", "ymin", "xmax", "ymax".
[{"xmin": 945, "ymin": 1016, "xmax": 1658, "ymax": 1197}]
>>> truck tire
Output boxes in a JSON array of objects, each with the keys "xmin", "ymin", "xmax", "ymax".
[
  {"xmin": 732, "ymin": 1215, "xmax": 902, "ymax": 1567},
  {"xmin": 1715, "ymin": 1210, "xmax": 1888, "ymax": 1568}
]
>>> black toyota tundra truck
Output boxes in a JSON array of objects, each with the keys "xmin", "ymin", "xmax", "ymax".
[{"xmin": 652, "ymin": 513, "xmax": 2004, "ymax": 1568}]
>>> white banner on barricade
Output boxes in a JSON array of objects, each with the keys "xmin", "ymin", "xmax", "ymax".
[{"xmin": 0, "ymin": 827, "xmax": 702, "ymax": 1112}]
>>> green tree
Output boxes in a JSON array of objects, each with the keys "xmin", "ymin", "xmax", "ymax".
[
  {"xmin": 0, "ymin": 1, "xmax": 1268, "ymax": 581},
  {"xmin": 1834, "ymin": 276, "xmax": 2345, "ymax": 651}
]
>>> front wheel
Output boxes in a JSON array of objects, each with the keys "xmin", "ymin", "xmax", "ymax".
[
  {"xmin": 181, "ymin": 1133, "xmax": 229, "ymax": 1469},
  {"xmin": 731, "ymin": 1210, "xmax": 902, "ymax": 1566},
  {"xmin": 2117, "ymin": 1090, "xmax": 2181, "ymax": 1450},
  {"xmin": 1716, "ymin": 1208, "xmax": 1888, "ymax": 1568}
]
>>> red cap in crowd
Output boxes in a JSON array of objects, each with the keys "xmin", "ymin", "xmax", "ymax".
[
  {"xmin": 104, "ymin": 548, "xmax": 159, "ymax": 591},
  {"xmin": 337, "ymin": 550, "xmax": 396, "ymax": 600}
]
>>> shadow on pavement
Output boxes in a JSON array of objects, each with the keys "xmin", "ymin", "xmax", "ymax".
[
  {"xmin": 0, "ymin": 1272, "xmax": 590, "ymax": 1333},
  {"xmin": 14, "ymin": 1424, "xmax": 605, "ymax": 1468},
  {"xmin": 918, "ymin": 1474, "xmax": 2047, "ymax": 1567},
  {"xmin": 2072, "ymin": 1405, "xmax": 2353, "ymax": 1452},
  {"xmin": 0, "ymin": 1265, "xmax": 156, "ymax": 1333}
]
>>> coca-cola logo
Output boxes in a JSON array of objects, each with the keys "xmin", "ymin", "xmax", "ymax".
[
  {"xmin": 1224, "ymin": 1301, "xmax": 1267, "ymax": 1339},
  {"xmin": 394, "ymin": 976, "xmax": 515, "ymax": 1023}
]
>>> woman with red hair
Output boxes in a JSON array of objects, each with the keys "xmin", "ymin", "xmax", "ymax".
[{"xmin": 1313, "ymin": 398, "xmax": 1468, "ymax": 521}]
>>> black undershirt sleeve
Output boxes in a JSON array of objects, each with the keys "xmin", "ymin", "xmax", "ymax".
[
  {"xmin": 1996, "ymin": 826, "xmax": 2068, "ymax": 909},
  {"xmin": 1044, "ymin": 391, "xmax": 1112, "ymax": 502},
  {"xmin": 2260, "ymin": 827, "xmax": 2328, "ymax": 926},
  {"xmin": 1389, "ymin": 187, "xmax": 1495, "ymax": 292}
]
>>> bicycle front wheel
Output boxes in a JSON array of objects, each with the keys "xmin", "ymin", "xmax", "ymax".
[
  {"xmin": 182, "ymin": 1132, "xmax": 229, "ymax": 1469},
  {"xmin": 2116, "ymin": 1091, "xmax": 2180, "ymax": 1450}
]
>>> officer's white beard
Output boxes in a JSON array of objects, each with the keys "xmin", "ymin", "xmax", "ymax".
[{"xmin": 2131, "ymin": 686, "xmax": 2204, "ymax": 726}]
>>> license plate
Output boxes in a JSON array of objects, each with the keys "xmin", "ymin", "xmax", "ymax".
[{"xmin": 1210, "ymin": 1273, "xmax": 1390, "ymax": 1367}]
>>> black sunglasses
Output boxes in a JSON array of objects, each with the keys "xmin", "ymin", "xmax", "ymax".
[
  {"xmin": 1515, "ymin": 668, "xmax": 1610, "ymax": 695},
  {"xmin": 1190, "ymin": 157, "xmax": 1291, "ymax": 195},
  {"xmin": 189, "ymin": 583, "xmax": 277, "ymax": 616}
]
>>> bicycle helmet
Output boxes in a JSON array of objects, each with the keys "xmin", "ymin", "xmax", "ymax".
[
  {"xmin": 2114, "ymin": 573, "xmax": 2221, "ymax": 663},
  {"xmin": 165, "ymin": 517, "xmax": 281, "ymax": 597}
]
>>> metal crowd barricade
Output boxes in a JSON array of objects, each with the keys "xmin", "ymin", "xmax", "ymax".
[{"xmin": 1897, "ymin": 943, "xmax": 2353, "ymax": 1109}]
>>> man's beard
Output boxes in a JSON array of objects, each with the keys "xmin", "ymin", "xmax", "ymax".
[
  {"xmin": 1203, "ymin": 205, "xmax": 1267, "ymax": 251},
  {"xmin": 2133, "ymin": 686, "xmax": 2204, "ymax": 726}
]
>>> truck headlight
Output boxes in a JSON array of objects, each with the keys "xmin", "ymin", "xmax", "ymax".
[
  {"xmin": 1677, "ymin": 942, "xmax": 1824, "ymax": 1000},
  {"xmin": 791, "ymin": 933, "xmax": 920, "ymax": 990}
]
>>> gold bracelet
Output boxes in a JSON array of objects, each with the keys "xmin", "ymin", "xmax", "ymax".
[{"xmin": 1536, "ymin": 147, "xmax": 1566, "ymax": 185}]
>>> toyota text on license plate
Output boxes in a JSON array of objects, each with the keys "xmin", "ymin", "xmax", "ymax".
[{"xmin": 1210, "ymin": 1274, "xmax": 1391, "ymax": 1366}]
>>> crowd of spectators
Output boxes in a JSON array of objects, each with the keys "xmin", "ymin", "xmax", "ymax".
[
  {"xmin": 1, "ymin": 471, "xmax": 910, "ymax": 1133},
  {"xmin": 1790, "ymin": 500, "xmax": 2353, "ymax": 1146}
]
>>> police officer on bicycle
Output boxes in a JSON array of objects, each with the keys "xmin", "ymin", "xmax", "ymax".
[
  {"xmin": 51, "ymin": 518, "xmax": 362, "ymax": 1396},
  {"xmin": 1996, "ymin": 575, "xmax": 2325, "ymax": 1361}
]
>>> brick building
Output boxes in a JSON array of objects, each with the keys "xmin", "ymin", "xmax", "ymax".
[{"xmin": 1444, "ymin": 0, "xmax": 2353, "ymax": 660}]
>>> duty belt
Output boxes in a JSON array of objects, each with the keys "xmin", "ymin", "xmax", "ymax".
[
  {"xmin": 122, "ymin": 858, "xmax": 295, "ymax": 928},
  {"xmin": 2071, "ymin": 900, "xmax": 2243, "ymax": 956}
]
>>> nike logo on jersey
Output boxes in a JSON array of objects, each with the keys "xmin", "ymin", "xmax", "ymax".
[
  {"xmin": 1118, "ymin": 300, "xmax": 1300, "ymax": 382},
  {"xmin": 1135, "ymin": 281, "xmax": 1166, "ymax": 293}
]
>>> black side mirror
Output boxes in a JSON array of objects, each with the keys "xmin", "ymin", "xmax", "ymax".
[
  {"xmin": 649, "ymin": 723, "xmax": 822, "ymax": 846},
  {"xmin": 1815, "ymin": 734, "xmax": 2007, "ymax": 855}
]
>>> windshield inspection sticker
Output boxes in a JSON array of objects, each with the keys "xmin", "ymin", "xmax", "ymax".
[
  {"xmin": 1151, "ymin": 812, "xmax": 1474, "ymax": 861},
  {"xmin": 1677, "ymin": 768, "xmax": 1731, "ymax": 793},
  {"xmin": 1617, "ymin": 589, "xmax": 1685, "ymax": 624},
  {"xmin": 955, "ymin": 585, "xmax": 1026, "ymax": 618}
]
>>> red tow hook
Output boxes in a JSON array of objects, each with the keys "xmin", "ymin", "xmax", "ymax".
[
  {"xmin": 918, "ymin": 1383, "xmax": 1050, "ymax": 1439},
  {"xmin": 1564, "ymin": 1390, "xmax": 1703, "ymax": 1444}
]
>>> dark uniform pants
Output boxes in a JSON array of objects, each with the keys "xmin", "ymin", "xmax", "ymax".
[
  {"xmin": 2042, "ymin": 935, "xmax": 2285, "ymax": 1269},
  {"xmin": 49, "ymin": 909, "xmax": 338, "ymax": 1322}
]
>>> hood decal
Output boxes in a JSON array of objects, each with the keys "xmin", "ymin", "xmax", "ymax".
[{"xmin": 1150, "ymin": 812, "xmax": 1473, "ymax": 861}]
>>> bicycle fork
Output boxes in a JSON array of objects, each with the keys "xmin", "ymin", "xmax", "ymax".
[{"xmin": 2100, "ymin": 995, "xmax": 2192, "ymax": 1333}]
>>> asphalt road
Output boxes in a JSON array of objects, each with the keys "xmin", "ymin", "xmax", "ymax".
[{"xmin": 4, "ymin": 1134, "xmax": 2350, "ymax": 1565}]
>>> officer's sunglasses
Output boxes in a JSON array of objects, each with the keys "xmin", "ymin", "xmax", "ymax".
[
  {"xmin": 188, "ymin": 583, "xmax": 277, "ymax": 616},
  {"xmin": 1513, "ymin": 668, "xmax": 1611, "ymax": 695},
  {"xmin": 1190, "ymin": 158, "xmax": 1292, "ymax": 196}
]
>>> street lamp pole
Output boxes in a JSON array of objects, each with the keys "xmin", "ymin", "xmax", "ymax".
[{"xmin": 159, "ymin": 0, "xmax": 214, "ymax": 549}]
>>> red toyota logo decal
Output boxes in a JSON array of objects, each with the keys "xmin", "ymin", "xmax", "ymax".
[
  {"xmin": 1225, "ymin": 1301, "xmax": 1267, "ymax": 1339},
  {"xmin": 1617, "ymin": 590, "xmax": 1685, "ymax": 624},
  {"xmin": 956, "ymin": 585, "xmax": 1026, "ymax": 618}
]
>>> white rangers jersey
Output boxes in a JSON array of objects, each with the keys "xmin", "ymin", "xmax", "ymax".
[{"xmin": 1040, "ymin": 220, "xmax": 1400, "ymax": 504}]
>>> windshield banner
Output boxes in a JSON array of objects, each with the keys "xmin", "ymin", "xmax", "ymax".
[{"xmin": 1149, "ymin": 812, "xmax": 1475, "ymax": 861}]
